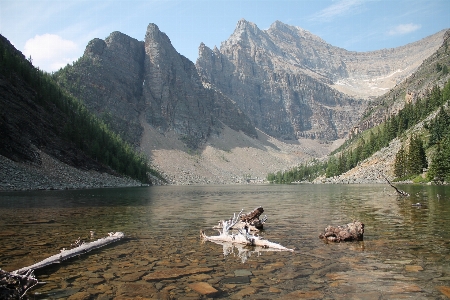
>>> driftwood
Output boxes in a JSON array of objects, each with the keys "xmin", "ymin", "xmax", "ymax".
[
  {"xmin": 214, "ymin": 207, "xmax": 267, "ymax": 231},
  {"xmin": 206, "ymin": 240, "xmax": 291, "ymax": 263},
  {"xmin": 1, "ymin": 232, "xmax": 124, "ymax": 299},
  {"xmin": 319, "ymin": 221, "xmax": 364, "ymax": 242},
  {"xmin": 13, "ymin": 232, "xmax": 124, "ymax": 274},
  {"xmin": 202, "ymin": 210, "xmax": 293, "ymax": 252},
  {"xmin": 382, "ymin": 175, "xmax": 410, "ymax": 197},
  {"xmin": 240, "ymin": 207, "xmax": 267, "ymax": 230}
]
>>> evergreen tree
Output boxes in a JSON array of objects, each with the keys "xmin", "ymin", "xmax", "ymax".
[
  {"xmin": 326, "ymin": 156, "xmax": 339, "ymax": 177},
  {"xmin": 407, "ymin": 135, "xmax": 427, "ymax": 176},
  {"xmin": 394, "ymin": 145, "xmax": 407, "ymax": 178},
  {"xmin": 429, "ymin": 107, "xmax": 450, "ymax": 146},
  {"xmin": 427, "ymin": 137, "xmax": 450, "ymax": 183}
]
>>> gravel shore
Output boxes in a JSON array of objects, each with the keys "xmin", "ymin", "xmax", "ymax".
[{"xmin": 0, "ymin": 150, "xmax": 142, "ymax": 191}]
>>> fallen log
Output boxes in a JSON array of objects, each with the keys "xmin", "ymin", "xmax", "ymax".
[
  {"xmin": 240, "ymin": 206, "xmax": 267, "ymax": 230},
  {"xmin": 202, "ymin": 210, "xmax": 293, "ymax": 252},
  {"xmin": 206, "ymin": 240, "xmax": 292, "ymax": 263},
  {"xmin": 1, "ymin": 232, "xmax": 124, "ymax": 299},
  {"xmin": 13, "ymin": 232, "xmax": 125, "ymax": 274},
  {"xmin": 214, "ymin": 207, "xmax": 267, "ymax": 231},
  {"xmin": 319, "ymin": 221, "xmax": 364, "ymax": 242}
]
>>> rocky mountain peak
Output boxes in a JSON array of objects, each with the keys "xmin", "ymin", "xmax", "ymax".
[
  {"xmin": 145, "ymin": 23, "xmax": 176, "ymax": 52},
  {"xmin": 268, "ymin": 20, "xmax": 298, "ymax": 36},
  {"xmin": 224, "ymin": 19, "xmax": 264, "ymax": 45},
  {"xmin": 235, "ymin": 18, "xmax": 259, "ymax": 32},
  {"xmin": 268, "ymin": 20, "xmax": 327, "ymax": 46},
  {"xmin": 198, "ymin": 42, "xmax": 211, "ymax": 58},
  {"xmin": 84, "ymin": 38, "xmax": 106, "ymax": 57}
]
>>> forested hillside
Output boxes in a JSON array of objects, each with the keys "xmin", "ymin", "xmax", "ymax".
[
  {"xmin": 268, "ymin": 80, "xmax": 450, "ymax": 184},
  {"xmin": 0, "ymin": 35, "xmax": 160, "ymax": 184},
  {"xmin": 268, "ymin": 30, "xmax": 450, "ymax": 184}
]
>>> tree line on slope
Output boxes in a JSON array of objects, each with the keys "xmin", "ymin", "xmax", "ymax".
[
  {"xmin": 0, "ymin": 40, "xmax": 161, "ymax": 183},
  {"xmin": 268, "ymin": 79, "xmax": 450, "ymax": 184}
]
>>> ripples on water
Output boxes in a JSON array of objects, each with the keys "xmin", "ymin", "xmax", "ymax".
[{"xmin": 0, "ymin": 184, "xmax": 449, "ymax": 299}]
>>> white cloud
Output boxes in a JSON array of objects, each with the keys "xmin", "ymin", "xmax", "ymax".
[
  {"xmin": 23, "ymin": 34, "xmax": 80, "ymax": 72},
  {"xmin": 388, "ymin": 23, "xmax": 421, "ymax": 36},
  {"xmin": 310, "ymin": 0, "xmax": 364, "ymax": 22}
]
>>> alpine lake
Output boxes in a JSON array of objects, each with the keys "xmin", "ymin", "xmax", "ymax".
[{"xmin": 1, "ymin": 184, "xmax": 450, "ymax": 299}]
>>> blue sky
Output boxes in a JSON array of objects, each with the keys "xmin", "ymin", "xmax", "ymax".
[{"xmin": 1, "ymin": 0, "xmax": 449, "ymax": 72}]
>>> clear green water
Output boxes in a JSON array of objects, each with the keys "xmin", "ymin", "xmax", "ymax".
[{"xmin": 0, "ymin": 184, "xmax": 449, "ymax": 299}]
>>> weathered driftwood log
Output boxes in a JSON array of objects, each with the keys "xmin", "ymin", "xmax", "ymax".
[
  {"xmin": 13, "ymin": 232, "xmax": 125, "ymax": 274},
  {"xmin": 202, "ymin": 210, "xmax": 293, "ymax": 252},
  {"xmin": 206, "ymin": 240, "xmax": 291, "ymax": 263},
  {"xmin": 0, "ymin": 232, "xmax": 124, "ymax": 299},
  {"xmin": 240, "ymin": 207, "xmax": 267, "ymax": 230},
  {"xmin": 214, "ymin": 207, "xmax": 267, "ymax": 231},
  {"xmin": 319, "ymin": 221, "xmax": 364, "ymax": 242}
]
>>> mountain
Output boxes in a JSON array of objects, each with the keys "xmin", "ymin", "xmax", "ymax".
[
  {"xmin": 2, "ymin": 18, "xmax": 448, "ymax": 188},
  {"xmin": 196, "ymin": 19, "xmax": 446, "ymax": 141},
  {"xmin": 309, "ymin": 31, "xmax": 450, "ymax": 184},
  {"xmin": 52, "ymin": 21, "xmax": 448, "ymax": 185},
  {"xmin": 358, "ymin": 30, "xmax": 450, "ymax": 132},
  {"xmin": 55, "ymin": 24, "xmax": 256, "ymax": 150}
]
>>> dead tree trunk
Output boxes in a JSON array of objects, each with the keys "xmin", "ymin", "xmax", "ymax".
[
  {"xmin": 1, "ymin": 232, "xmax": 124, "ymax": 299},
  {"xmin": 214, "ymin": 207, "xmax": 267, "ymax": 231},
  {"xmin": 382, "ymin": 175, "xmax": 410, "ymax": 197},
  {"xmin": 240, "ymin": 207, "xmax": 267, "ymax": 230},
  {"xmin": 202, "ymin": 210, "xmax": 293, "ymax": 252},
  {"xmin": 13, "ymin": 232, "xmax": 124, "ymax": 274}
]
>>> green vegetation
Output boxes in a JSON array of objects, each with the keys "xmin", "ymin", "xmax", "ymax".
[
  {"xmin": 268, "ymin": 79, "xmax": 450, "ymax": 184},
  {"xmin": 393, "ymin": 135, "xmax": 427, "ymax": 179},
  {"xmin": 425, "ymin": 105, "xmax": 450, "ymax": 183},
  {"xmin": 0, "ymin": 40, "xmax": 161, "ymax": 183},
  {"xmin": 267, "ymin": 159, "xmax": 326, "ymax": 183}
]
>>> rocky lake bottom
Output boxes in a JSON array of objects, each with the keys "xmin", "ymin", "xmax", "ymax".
[{"xmin": 0, "ymin": 184, "xmax": 449, "ymax": 299}]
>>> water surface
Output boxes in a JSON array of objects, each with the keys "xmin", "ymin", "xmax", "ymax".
[{"xmin": 1, "ymin": 184, "xmax": 449, "ymax": 299}]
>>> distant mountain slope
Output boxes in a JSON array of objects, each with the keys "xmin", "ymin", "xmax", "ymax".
[
  {"xmin": 196, "ymin": 19, "xmax": 446, "ymax": 141},
  {"xmin": 0, "ymin": 34, "xmax": 154, "ymax": 189},
  {"xmin": 358, "ymin": 30, "xmax": 450, "ymax": 132},
  {"xmin": 0, "ymin": 35, "xmax": 100, "ymax": 169}
]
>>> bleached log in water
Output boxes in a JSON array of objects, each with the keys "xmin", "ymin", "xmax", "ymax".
[
  {"xmin": 202, "ymin": 210, "xmax": 293, "ymax": 252},
  {"xmin": 1, "ymin": 232, "xmax": 125, "ymax": 299},
  {"xmin": 13, "ymin": 232, "xmax": 125, "ymax": 274},
  {"xmin": 201, "ymin": 229, "xmax": 294, "ymax": 252},
  {"xmin": 207, "ymin": 240, "xmax": 292, "ymax": 263},
  {"xmin": 213, "ymin": 207, "xmax": 268, "ymax": 231}
]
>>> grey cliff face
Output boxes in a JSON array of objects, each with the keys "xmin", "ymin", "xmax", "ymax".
[
  {"xmin": 143, "ymin": 23, "xmax": 215, "ymax": 146},
  {"xmin": 56, "ymin": 24, "xmax": 256, "ymax": 149}
]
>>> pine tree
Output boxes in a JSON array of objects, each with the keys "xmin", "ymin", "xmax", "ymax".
[
  {"xmin": 407, "ymin": 135, "xmax": 427, "ymax": 176},
  {"xmin": 429, "ymin": 135, "xmax": 450, "ymax": 182},
  {"xmin": 394, "ymin": 145, "xmax": 407, "ymax": 178}
]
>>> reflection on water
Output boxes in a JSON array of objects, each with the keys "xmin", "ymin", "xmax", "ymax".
[{"xmin": 0, "ymin": 184, "xmax": 450, "ymax": 299}]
